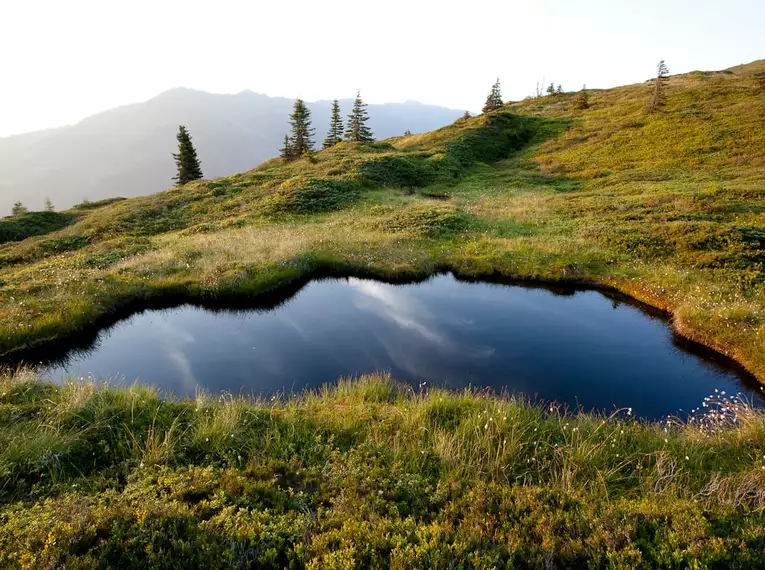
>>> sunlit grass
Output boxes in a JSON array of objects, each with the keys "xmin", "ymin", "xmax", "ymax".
[
  {"xmin": 1, "ymin": 372, "xmax": 764, "ymax": 566},
  {"xmin": 0, "ymin": 60, "xmax": 763, "ymax": 379}
]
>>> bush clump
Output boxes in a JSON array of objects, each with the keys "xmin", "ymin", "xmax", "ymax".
[
  {"xmin": 0, "ymin": 211, "xmax": 76, "ymax": 244},
  {"xmin": 261, "ymin": 177, "xmax": 361, "ymax": 215},
  {"xmin": 381, "ymin": 203, "xmax": 471, "ymax": 237}
]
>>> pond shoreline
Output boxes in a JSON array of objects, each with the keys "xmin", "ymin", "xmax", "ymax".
[{"xmin": 4, "ymin": 263, "xmax": 760, "ymax": 391}]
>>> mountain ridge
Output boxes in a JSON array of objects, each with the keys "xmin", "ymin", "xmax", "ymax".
[{"xmin": 0, "ymin": 89, "xmax": 466, "ymax": 215}]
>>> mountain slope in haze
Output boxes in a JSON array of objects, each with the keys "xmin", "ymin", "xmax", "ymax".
[{"xmin": 0, "ymin": 89, "xmax": 465, "ymax": 215}]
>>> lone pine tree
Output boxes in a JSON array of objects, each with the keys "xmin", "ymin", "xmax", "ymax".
[
  {"xmin": 172, "ymin": 125, "xmax": 203, "ymax": 186},
  {"xmin": 649, "ymin": 59, "xmax": 670, "ymax": 112},
  {"xmin": 482, "ymin": 79, "xmax": 503, "ymax": 112},
  {"xmin": 323, "ymin": 100, "xmax": 344, "ymax": 149},
  {"xmin": 344, "ymin": 91, "xmax": 374, "ymax": 142},
  {"xmin": 288, "ymin": 98, "xmax": 315, "ymax": 156},
  {"xmin": 280, "ymin": 134, "xmax": 292, "ymax": 159}
]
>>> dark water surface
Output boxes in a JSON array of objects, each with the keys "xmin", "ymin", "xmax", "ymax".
[{"xmin": 32, "ymin": 275, "xmax": 762, "ymax": 418}]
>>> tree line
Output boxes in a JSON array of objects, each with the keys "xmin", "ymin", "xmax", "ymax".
[
  {"xmin": 169, "ymin": 62, "xmax": 673, "ymax": 190},
  {"xmin": 170, "ymin": 91, "xmax": 378, "ymax": 187},
  {"xmin": 4, "ymin": 60, "xmax": 680, "ymax": 217},
  {"xmin": 280, "ymin": 91, "xmax": 375, "ymax": 159}
]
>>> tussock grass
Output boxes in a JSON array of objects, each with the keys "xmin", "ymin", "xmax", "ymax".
[{"xmin": 0, "ymin": 372, "xmax": 764, "ymax": 567}]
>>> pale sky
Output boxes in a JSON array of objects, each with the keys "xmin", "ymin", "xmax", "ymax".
[{"xmin": 1, "ymin": 0, "xmax": 763, "ymax": 137}]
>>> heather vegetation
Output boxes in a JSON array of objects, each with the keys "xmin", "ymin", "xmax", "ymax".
[
  {"xmin": 0, "ymin": 60, "xmax": 764, "ymax": 566},
  {"xmin": 1, "ymin": 372, "xmax": 764, "ymax": 568}
]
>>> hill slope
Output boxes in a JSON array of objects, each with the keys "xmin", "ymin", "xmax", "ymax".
[
  {"xmin": 1, "ymin": 61, "xmax": 765, "ymax": 567},
  {"xmin": 0, "ymin": 60, "xmax": 763, "ymax": 378},
  {"xmin": 0, "ymin": 89, "xmax": 465, "ymax": 215}
]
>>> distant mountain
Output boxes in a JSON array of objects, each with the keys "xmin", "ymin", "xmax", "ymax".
[{"xmin": 0, "ymin": 89, "xmax": 465, "ymax": 215}]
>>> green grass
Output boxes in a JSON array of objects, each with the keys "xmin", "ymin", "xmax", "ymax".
[
  {"xmin": 0, "ymin": 63, "xmax": 762, "ymax": 378},
  {"xmin": 0, "ymin": 372, "xmax": 764, "ymax": 568},
  {"xmin": 0, "ymin": 61, "xmax": 764, "ymax": 567},
  {"xmin": 0, "ymin": 211, "xmax": 77, "ymax": 245}
]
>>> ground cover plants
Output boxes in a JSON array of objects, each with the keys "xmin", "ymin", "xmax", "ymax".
[
  {"xmin": 1, "ymin": 372, "xmax": 765, "ymax": 568},
  {"xmin": 0, "ymin": 62, "xmax": 762, "ymax": 378},
  {"xmin": 0, "ymin": 60, "xmax": 764, "ymax": 567}
]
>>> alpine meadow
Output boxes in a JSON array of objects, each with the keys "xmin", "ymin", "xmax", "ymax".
[{"xmin": 1, "ymin": 59, "xmax": 765, "ymax": 568}]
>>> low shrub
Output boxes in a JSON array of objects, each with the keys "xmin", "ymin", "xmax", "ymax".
[
  {"xmin": 0, "ymin": 211, "xmax": 76, "ymax": 244},
  {"xmin": 261, "ymin": 177, "xmax": 362, "ymax": 215}
]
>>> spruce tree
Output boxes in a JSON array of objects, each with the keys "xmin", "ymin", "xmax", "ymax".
[
  {"xmin": 482, "ymin": 79, "xmax": 503, "ymax": 113},
  {"xmin": 280, "ymin": 134, "xmax": 293, "ymax": 159},
  {"xmin": 323, "ymin": 100, "xmax": 344, "ymax": 149},
  {"xmin": 344, "ymin": 91, "xmax": 374, "ymax": 142},
  {"xmin": 463, "ymin": 110, "xmax": 471, "ymax": 119},
  {"xmin": 556, "ymin": 84, "xmax": 563, "ymax": 95},
  {"xmin": 573, "ymin": 85, "xmax": 589, "ymax": 110},
  {"xmin": 44, "ymin": 197, "xmax": 54, "ymax": 212},
  {"xmin": 172, "ymin": 125, "xmax": 203, "ymax": 186},
  {"xmin": 546, "ymin": 82, "xmax": 556, "ymax": 96},
  {"xmin": 288, "ymin": 98, "xmax": 315, "ymax": 156},
  {"xmin": 11, "ymin": 201, "xmax": 27, "ymax": 216},
  {"xmin": 649, "ymin": 59, "xmax": 670, "ymax": 112}
]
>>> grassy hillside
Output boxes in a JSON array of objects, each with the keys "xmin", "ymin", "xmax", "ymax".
[
  {"xmin": 0, "ymin": 61, "xmax": 764, "ymax": 567},
  {"xmin": 1, "ymin": 373, "xmax": 764, "ymax": 568},
  {"xmin": 0, "ymin": 61, "xmax": 763, "ymax": 379}
]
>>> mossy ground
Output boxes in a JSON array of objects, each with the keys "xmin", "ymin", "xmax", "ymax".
[
  {"xmin": 1, "ymin": 372, "xmax": 765, "ymax": 568},
  {"xmin": 0, "ymin": 61, "xmax": 764, "ymax": 567}
]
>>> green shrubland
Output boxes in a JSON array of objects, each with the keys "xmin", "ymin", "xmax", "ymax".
[
  {"xmin": 0, "ymin": 62, "xmax": 762, "ymax": 373},
  {"xmin": 0, "ymin": 372, "xmax": 764, "ymax": 568},
  {"xmin": 0, "ymin": 60, "xmax": 764, "ymax": 566}
]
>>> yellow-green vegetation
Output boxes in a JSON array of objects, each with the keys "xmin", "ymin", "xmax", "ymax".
[
  {"xmin": 1, "ymin": 372, "xmax": 764, "ymax": 568},
  {"xmin": 0, "ymin": 61, "xmax": 764, "ymax": 567},
  {"xmin": 1, "ymin": 62, "xmax": 763, "ymax": 381}
]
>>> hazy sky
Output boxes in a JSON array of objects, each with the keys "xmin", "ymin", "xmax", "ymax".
[{"xmin": 1, "ymin": 0, "xmax": 763, "ymax": 137}]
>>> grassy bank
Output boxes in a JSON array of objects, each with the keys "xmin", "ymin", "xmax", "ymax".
[
  {"xmin": 1, "ymin": 372, "xmax": 764, "ymax": 568},
  {"xmin": 0, "ymin": 62, "xmax": 763, "ymax": 380}
]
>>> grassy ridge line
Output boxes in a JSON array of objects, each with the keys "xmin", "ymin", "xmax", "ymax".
[{"xmin": 1, "ymin": 372, "xmax": 764, "ymax": 567}]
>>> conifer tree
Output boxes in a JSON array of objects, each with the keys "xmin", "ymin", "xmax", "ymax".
[
  {"xmin": 344, "ymin": 91, "xmax": 374, "ymax": 142},
  {"xmin": 546, "ymin": 82, "xmax": 556, "ymax": 96},
  {"xmin": 44, "ymin": 197, "xmax": 54, "ymax": 212},
  {"xmin": 323, "ymin": 100, "xmax": 344, "ymax": 149},
  {"xmin": 482, "ymin": 79, "xmax": 503, "ymax": 113},
  {"xmin": 573, "ymin": 85, "xmax": 589, "ymax": 110},
  {"xmin": 172, "ymin": 125, "xmax": 203, "ymax": 186},
  {"xmin": 463, "ymin": 110, "xmax": 471, "ymax": 119},
  {"xmin": 11, "ymin": 202, "xmax": 27, "ymax": 215},
  {"xmin": 280, "ymin": 135, "xmax": 293, "ymax": 159},
  {"xmin": 556, "ymin": 84, "xmax": 563, "ymax": 95},
  {"xmin": 649, "ymin": 59, "xmax": 670, "ymax": 112},
  {"xmin": 288, "ymin": 98, "xmax": 315, "ymax": 155}
]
